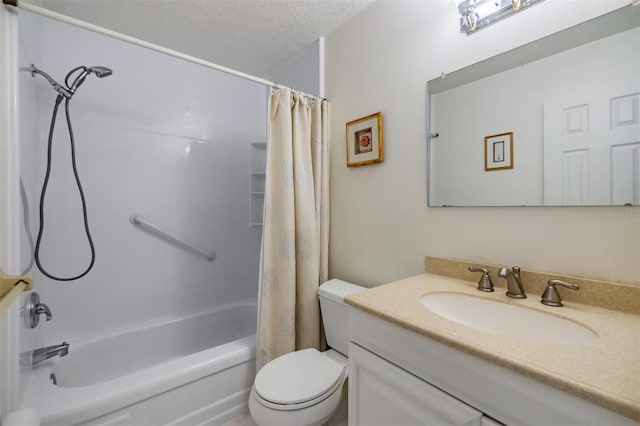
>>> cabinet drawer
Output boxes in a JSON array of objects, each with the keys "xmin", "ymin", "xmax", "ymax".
[{"xmin": 349, "ymin": 342, "xmax": 483, "ymax": 426}]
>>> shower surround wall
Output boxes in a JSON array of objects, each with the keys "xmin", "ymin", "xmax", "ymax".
[
  {"xmin": 16, "ymin": 9, "xmax": 43, "ymax": 410},
  {"xmin": 1, "ymin": 6, "xmax": 44, "ymax": 415},
  {"xmin": 16, "ymin": 10, "xmax": 265, "ymax": 404}
]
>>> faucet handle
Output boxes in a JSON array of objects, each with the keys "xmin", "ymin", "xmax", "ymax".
[
  {"xmin": 24, "ymin": 292, "xmax": 53, "ymax": 329},
  {"xmin": 35, "ymin": 303, "xmax": 52, "ymax": 321},
  {"xmin": 541, "ymin": 279, "xmax": 580, "ymax": 307},
  {"xmin": 468, "ymin": 267, "xmax": 494, "ymax": 292}
]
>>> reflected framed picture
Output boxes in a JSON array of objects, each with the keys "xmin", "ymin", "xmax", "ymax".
[
  {"xmin": 346, "ymin": 112, "xmax": 383, "ymax": 167},
  {"xmin": 484, "ymin": 132, "xmax": 513, "ymax": 171}
]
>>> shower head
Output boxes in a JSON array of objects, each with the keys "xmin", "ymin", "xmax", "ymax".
[
  {"xmin": 87, "ymin": 66, "xmax": 113, "ymax": 78},
  {"xmin": 65, "ymin": 65, "xmax": 113, "ymax": 94},
  {"xmin": 31, "ymin": 64, "xmax": 113, "ymax": 99}
]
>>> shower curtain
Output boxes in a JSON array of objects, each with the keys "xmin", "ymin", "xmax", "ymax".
[{"xmin": 257, "ymin": 87, "xmax": 329, "ymax": 369}]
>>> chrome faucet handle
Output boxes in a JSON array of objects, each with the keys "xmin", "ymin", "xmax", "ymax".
[
  {"xmin": 541, "ymin": 279, "xmax": 580, "ymax": 307},
  {"xmin": 468, "ymin": 267, "xmax": 494, "ymax": 292},
  {"xmin": 24, "ymin": 292, "xmax": 53, "ymax": 329},
  {"xmin": 35, "ymin": 303, "xmax": 52, "ymax": 321}
]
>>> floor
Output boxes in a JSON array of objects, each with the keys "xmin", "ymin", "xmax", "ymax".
[
  {"xmin": 226, "ymin": 384, "xmax": 348, "ymax": 426},
  {"xmin": 224, "ymin": 413, "xmax": 348, "ymax": 426},
  {"xmin": 224, "ymin": 414, "xmax": 257, "ymax": 426}
]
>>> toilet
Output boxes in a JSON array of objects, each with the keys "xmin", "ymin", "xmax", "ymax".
[{"xmin": 249, "ymin": 279, "xmax": 365, "ymax": 426}]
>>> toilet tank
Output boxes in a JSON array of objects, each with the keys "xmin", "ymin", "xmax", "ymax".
[{"xmin": 318, "ymin": 279, "xmax": 365, "ymax": 356}]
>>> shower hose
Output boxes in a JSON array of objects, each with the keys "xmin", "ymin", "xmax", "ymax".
[{"xmin": 34, "ymin": 94, "xmax": 95, "ymax": 281}]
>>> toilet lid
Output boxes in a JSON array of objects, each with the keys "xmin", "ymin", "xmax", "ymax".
[{"xmin": 254, "ymin": 348, "xmax": 346, "ymax": 405}]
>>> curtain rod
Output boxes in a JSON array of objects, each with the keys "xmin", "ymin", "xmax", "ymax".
[{"xmin": 3, "ymin": 0, "xmax": 325, "ymax": 101}]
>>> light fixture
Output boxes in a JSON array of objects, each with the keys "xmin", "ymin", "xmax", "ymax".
[{"xmin": 455, "ymin": 0, "xmax": 545, "ymax": 35}]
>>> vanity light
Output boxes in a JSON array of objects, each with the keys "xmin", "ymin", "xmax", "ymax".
[{"xmin": 455, "ymin": 0, "xmax": 545, "ymax": 35}]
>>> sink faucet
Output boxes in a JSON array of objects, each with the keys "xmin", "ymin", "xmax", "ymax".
[
  {"xmin": 31, "ymin": 342, "xmax": 69, "ymax": 366},
  {"xmin": 497, "ymin": 266, "xmax": 526, "ymax": 298},
  {"xmin": 541, "ymin": 279, "xmax": 580, "ymax": 307},
  {"xmin": 468, "ymin": 267, "xmax": 494, "ymax": 292}
]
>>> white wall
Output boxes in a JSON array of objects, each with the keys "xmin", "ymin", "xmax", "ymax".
[
  {"xmin": 271, "ymin": 39, "xmax": 321, "ymax": 96},
  {"xmin": 19, "ymin": 11, "xmax": 266, "ymax": 352},
  {"xmin": 326, "ymin": 0, "xmax": 640, "ymax": 286}
]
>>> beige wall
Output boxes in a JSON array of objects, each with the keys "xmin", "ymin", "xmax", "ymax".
[{"xmin": 325, "ymin": 0, "xmax": 640, "ymax": 287}]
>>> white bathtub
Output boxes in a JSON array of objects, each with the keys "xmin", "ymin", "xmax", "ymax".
[{"xmin": 25, "ymin": 300, "xmax": 257, "ymax": 426}]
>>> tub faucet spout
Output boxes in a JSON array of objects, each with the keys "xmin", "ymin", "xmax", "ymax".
[
  {"xmin": 32, "ymin": 342, "xmax": 69, "ymax": 366},
  {"xmin": 498, "ymin": 266, "xmax": 526, "ymax": 299}
]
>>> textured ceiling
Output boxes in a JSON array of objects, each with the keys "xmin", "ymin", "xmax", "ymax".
[{"xmin": 41, "ymin": 0, "xmax": 375, "ymax": 79}]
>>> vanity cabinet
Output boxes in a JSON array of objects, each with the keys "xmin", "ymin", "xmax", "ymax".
[
  {"xmin": 349, "ymin": 342, "xmax": 501, "ymax": 426},
  {"xmin": 348, "ymin": 308, "xmax": 636, "ymax": 426}
]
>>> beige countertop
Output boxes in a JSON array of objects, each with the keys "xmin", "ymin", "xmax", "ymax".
[{"xmin": 345, "ymin": 273, "xmax": 640, "ymax": 421}]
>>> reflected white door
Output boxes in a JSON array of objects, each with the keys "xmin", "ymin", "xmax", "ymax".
[{"xmin": 543, "ymin": 86, "xmax": 640, "ymax": 205}]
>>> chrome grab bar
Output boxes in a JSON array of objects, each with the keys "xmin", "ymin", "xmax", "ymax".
[{"xmin": 129, "ymin": 214, "xmax": 216, "ymax": 262}]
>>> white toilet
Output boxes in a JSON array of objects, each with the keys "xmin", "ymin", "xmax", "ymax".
[{"xmin": 249, "ymin": 279, "xmax": 365, "ymax": 426}]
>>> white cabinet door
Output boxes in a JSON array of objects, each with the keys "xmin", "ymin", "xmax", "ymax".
[{"xmin": 349, "ymin": 343, "xmax": 483, "ymax": 426}]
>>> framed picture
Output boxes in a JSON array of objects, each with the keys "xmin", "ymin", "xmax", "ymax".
[
  {"xmin": 484, "ymin": 132, "xmax": 513, "ymax": 171},
  {"xmin": 346, "ymin": 112, "xmax": 383, "ymax": 167}
]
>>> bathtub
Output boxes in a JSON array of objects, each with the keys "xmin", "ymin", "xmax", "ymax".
[{"xmin": 25, "ymin": 299, "xmax": 257, "ymax": 426}]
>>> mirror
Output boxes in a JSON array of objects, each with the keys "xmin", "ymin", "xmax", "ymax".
[{"xmin": 427, "ymin": 6, "xmax": 640, "ymax": 207}]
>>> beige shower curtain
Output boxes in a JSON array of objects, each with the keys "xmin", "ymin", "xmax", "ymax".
[{"xmin": 257, "ymin": 88, "xmax": 329, "ymax": 370}]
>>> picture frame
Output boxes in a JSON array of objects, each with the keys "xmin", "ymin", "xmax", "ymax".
[
  {"xmin": 484, "ymin": 132, "xmax": 513, "ymax": 171},
  {"xmin": 346, "ymin": 112, "xmax": 383, "ymax": 167}
]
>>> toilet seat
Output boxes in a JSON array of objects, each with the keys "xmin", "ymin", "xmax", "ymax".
[{"xmin": 253, "ymin": 348, "xmax": 346, "ymax": 411}]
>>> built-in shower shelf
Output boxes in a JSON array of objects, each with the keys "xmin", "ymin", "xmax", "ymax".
[{"xmin": 250, "ymin": 142, "xmax": 267, "ymax": 228}]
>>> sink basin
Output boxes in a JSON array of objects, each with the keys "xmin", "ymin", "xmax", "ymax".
[{"xmin": 420, "ymin": 292, "xmax": 597, "ymax": 344}]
